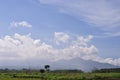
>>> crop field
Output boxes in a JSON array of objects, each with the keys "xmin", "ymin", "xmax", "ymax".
[{"xmin": 0, "ymin": 70, "xmax": 120, "ymax": 80}]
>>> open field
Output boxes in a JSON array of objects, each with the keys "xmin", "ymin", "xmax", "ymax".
[{"xmin": 0, "ymin": 70, "xmax": 120, "ymax": 80}]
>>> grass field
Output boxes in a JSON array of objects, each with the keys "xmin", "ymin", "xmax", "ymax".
[{"xmin": 0, "ymin": 70, "xmax": 120, "ymax": 80}]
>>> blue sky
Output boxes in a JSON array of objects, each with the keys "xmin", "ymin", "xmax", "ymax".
[{"xmin": 0, "ymin": 0, "xmax": 120, "ymax": 66}]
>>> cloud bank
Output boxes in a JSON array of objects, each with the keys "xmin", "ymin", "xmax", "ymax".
[{"xmin": 0, "ymin": 32, "xmax": 120, "ymax": 66}]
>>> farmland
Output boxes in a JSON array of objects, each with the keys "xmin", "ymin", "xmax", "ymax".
[{"xmin": 0, "ymin": 69, "xmax": 120, "ymax": 80}]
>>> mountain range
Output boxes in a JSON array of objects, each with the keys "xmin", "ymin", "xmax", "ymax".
[{"xmin": 0, "ymin": 57, "xmax": 119, "ymax": 72}]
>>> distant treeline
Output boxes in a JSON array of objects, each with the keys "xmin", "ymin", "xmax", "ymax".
[
  {"xmin": 0, "ymin": 68, "xmax": 83, "ymax": 73},
  {"xmin": 0, "ymin": 68, "xmax": 120, "ymax": 73},
  {"xmin": 0, "ymin": 68, "xmax": 39, "ymax": 73},
  {"xmin": 92, "ymin": 68, "xmax": 120, "ymax": 73},
  {"xmin": 52, "ymin": 69, "xmax": 83, "ymax": 73}
]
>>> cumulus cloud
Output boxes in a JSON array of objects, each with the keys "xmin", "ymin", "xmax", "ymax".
[
  {"xmin": 94, "ymin": 57, "xmax": 120, "ymax": 66},
  {"xmin": 0, "ymin": 32, "xmax": 120, "ymax": 66},
  {"xmin": 54, "ymin": 32, "xmax": 70, "ymax": 45},
  {"xmin": 38, "ymin": 0, "xmax": 120, "ymax": 37},
  {"xmin": 10, "ymin": 21, "xmax": 32, "ymax": 28}
]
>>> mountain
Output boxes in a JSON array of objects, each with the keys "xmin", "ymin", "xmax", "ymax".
[
  {"xmin": 50, "ymin": 58, "xmax": 118, "ymax": 72},
  {"xmin": 0, "ymin": 58, "xmax": 119, "ymax": 72}
]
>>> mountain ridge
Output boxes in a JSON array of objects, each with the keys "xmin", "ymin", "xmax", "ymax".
[{"xmin": 0, "ymin": 57, "xmax": 119, "ymax": 72}]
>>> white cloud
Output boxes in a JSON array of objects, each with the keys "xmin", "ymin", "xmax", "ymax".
[
  {"xmin": 76, "ymin": 35, "xmax": 93, "ymax": 46},
  {"xmin": 38, "ymin": 0, "xmax": 120, "ymax": 37},
  {"xmin": 0, "ymin": 32, "xmax": 120, "ymax": 66},
  {"xmin": 104, "ymin": 58, "xmax": 120, "ymax": 66},
  {"xmin": 10, "ymin": 21, "xmax": 32, "ymax": 28},
  {"xmin": 94, "ymin": 57, "xmax": 120, "ymax": 66},
  {"xmin": 54, "ymin": 32, "xmax": 70, "ymax": 45}
]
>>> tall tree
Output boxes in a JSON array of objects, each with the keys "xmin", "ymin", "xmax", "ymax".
[{"xmin": 44, "ymin": 65, "xmax": 50, "ymax": 72}]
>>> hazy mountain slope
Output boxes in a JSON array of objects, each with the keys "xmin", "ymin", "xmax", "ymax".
[
  {"xmin": 51, "ymin": 58, "xmax": 118, "ymax": 71},
  {"xmin": 0, "ymin": 58, "xmax": 119, "ymax": 72}
]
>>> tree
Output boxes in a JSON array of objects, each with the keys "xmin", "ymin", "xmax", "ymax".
[
  {"xmin": 40, "ymin": 69, "xmax": 45, "ymax": 73},
  {"xmin": 44, "ymin": 65, "xmax": 50, "ymax": 72},
  {"xmin": 40, "ymin": 69, "xmax": 45, "ymax": 80}
]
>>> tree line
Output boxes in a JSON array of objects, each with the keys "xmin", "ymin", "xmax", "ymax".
[{"xmin": 92, "ymin": 68, "xmax": 120, "ymax": 73}]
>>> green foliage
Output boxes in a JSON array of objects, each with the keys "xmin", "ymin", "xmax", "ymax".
[
  {"xmin": 52, "ymin": 69, "xmax": 83, "ymax": 73},
  {"xmin": 92, "ymin": 68, "xmax": 120, "ymax": 73},
  {"xmin": 0, "ymin": 69, "xmax": 119, "ymax": 80},
  {"xmin": 40, "ymin": 69, "xmax": 45, "ymax": 73}
]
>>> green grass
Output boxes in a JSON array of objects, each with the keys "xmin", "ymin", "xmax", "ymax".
[{"xmin": 0, "ymin": 71, "xmax": 120, "ymax": 80}]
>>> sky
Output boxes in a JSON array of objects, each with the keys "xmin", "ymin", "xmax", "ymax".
[{"xmin": 0, "ymin": 0, "xmax": 120, "ymax": 66}]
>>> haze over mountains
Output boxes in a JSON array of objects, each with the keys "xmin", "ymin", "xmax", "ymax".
[{"xmin": 0, "ymin": 57, "xmax": 118, "ymax": 72}]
